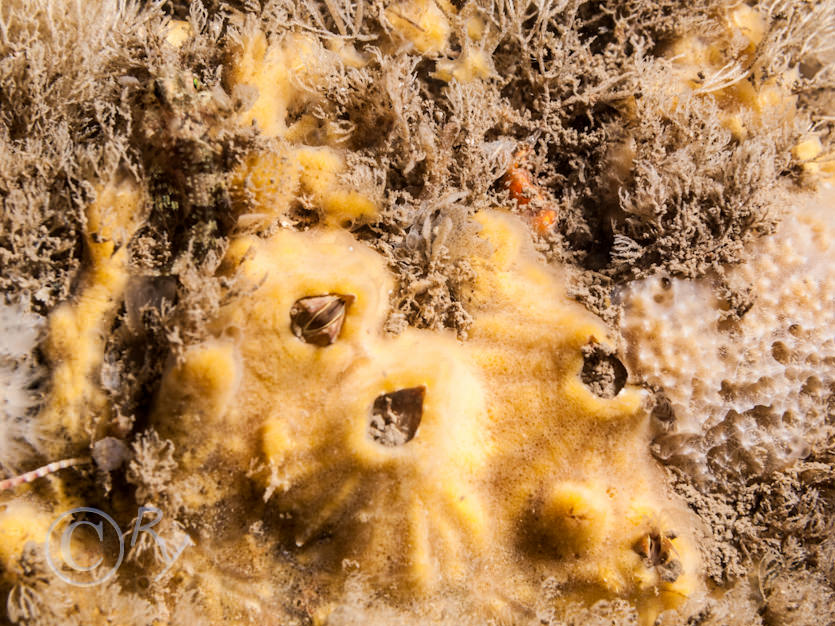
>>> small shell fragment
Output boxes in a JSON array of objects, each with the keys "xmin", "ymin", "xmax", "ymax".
[
  {"xmin": 369, "ymin": 386, "xmax": 426, "ymax": 446},
  {"xmin": 92, "ymin": 437, "xmax": 131, "ymax": 472},
  {"xmin": 290, "ymin": 294, "xmax": 355, "ymax": 347}
]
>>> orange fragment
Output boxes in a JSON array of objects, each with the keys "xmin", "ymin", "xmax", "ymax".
[{"xmin": 533, "ymin": 209, "xmax": 557, "ymax": 234}]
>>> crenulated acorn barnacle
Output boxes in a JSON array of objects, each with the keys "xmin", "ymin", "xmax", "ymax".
[
  {"xmin": 633, "ymin": 529, "xmax": 682, "ymax": 583},
  {"xmin": 580, "ymin": 341, "xmax": 628, "ymax": 398},
  {"xmin": 290, "ymin": 294, "xmax": 355, "ymax": 346},
  {"xmin": 369, "ymin": 386, "xmax": 426, "ymax": 446}
]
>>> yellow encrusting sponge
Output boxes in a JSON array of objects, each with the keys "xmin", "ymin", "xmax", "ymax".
[
  {"xmin": 227, "ymin": 31, "xmax": 379, "ymax": 227},
  {"xmin": 40, "ymin": 178, "xmax": 145, "ymax": 453},
  {"xmin": 151, "ymin": 209, "xmax": 701, "ymax": 622}
]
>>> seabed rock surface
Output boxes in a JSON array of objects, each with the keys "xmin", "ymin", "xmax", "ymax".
[{"xmin": 0, "ymin": 0, "xmax": 833, "ymax": 624}]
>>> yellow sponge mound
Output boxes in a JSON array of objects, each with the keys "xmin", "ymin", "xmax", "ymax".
[
  {"xmin": 41, "ymin": 178, "xmax": 145, "ymax": 452},
  {"xmin": 151, "ymin": 209, "xmax": 700, "ymax": 622}
]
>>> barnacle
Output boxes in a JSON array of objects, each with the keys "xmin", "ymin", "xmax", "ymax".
[
  {"xmin": 289, "ymin": 294, "xmax": 354, "ymax": 347},
  {"xmin": 368, "ymin": 386, "xmax": 426, "ymax": 445}
]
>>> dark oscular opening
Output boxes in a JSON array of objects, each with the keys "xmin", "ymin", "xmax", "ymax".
[
  {"xmin": 580, "ymin": 343, "xmax": 627, "ymax": 398},
  {"xmin": 368, "ymin": 386, "xmax": 426, "ymax": 447}
]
